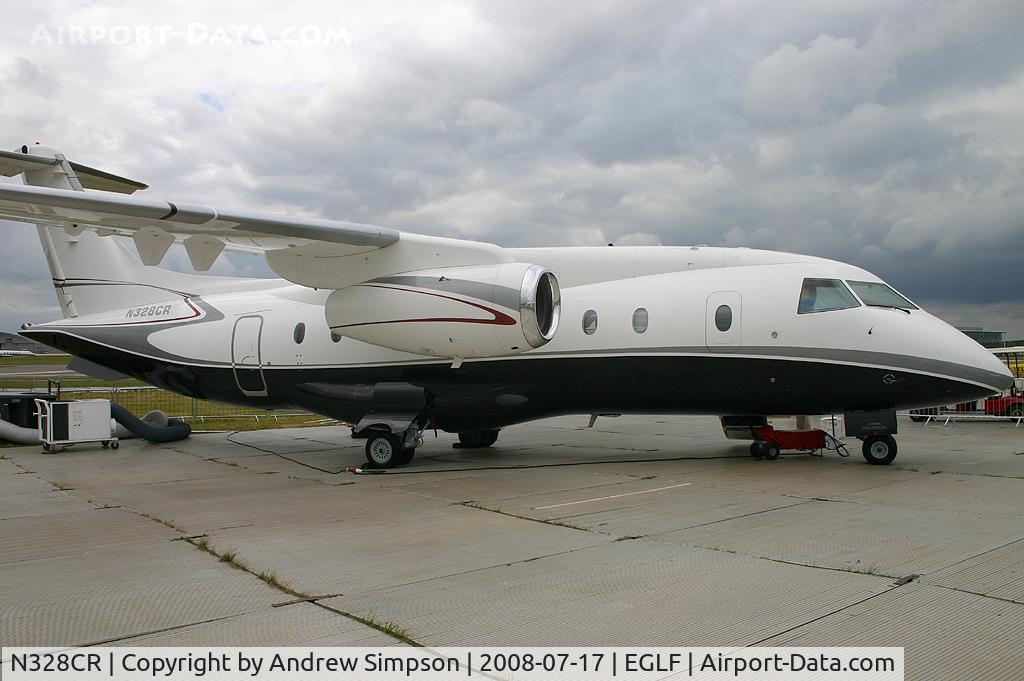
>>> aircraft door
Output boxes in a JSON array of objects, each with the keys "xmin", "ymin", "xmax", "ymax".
[
  {"xmin": 705, "ymin": 291, "xmax": 741, "ymax": 353},
  {"xmin": 232, "ymin": 315, "xmax": 268, "ymax": 397}
]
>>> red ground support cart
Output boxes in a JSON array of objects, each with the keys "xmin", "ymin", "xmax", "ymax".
[{"xmin": 750, "ymin": 424, "xmax": 849, "ymax": 460}]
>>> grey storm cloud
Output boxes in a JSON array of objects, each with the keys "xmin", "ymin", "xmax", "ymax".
[{"xmin": 0, "ymin": 0, "xmax": 1022, "ymax": 336}]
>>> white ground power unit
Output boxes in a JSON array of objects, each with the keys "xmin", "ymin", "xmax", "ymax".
[{"xmin": 35, "ymin": 398, "xmax": 118, "ymax": 452}]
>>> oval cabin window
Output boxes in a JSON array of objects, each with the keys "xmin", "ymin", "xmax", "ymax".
[
  {"xmin": 714, "ymin": 305, "xmax": 732, "ymax": 332},
  {"xmin": 632, "ymin": 308, "xmax": 649, "ymax": 334},
  {"xmin": 293, "ymin": 322, "xmax": 306, "ymax": 344},
  {"xmin": 582, "ymin": 309, "xmax": 598, "ymax": 335}
]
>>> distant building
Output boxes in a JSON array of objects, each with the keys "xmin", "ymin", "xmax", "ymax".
[
  {"xmin": 0, "ymin": 331, "xmax": 61, "ymax": 355},
  {"xmin": 957, "ymin": 327, "xmax": 1006, "ymax": 348}
]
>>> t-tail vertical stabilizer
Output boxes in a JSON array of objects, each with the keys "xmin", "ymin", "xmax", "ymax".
[{"xmin": 1, "ymin": 143, "xmax": 267, "ymax": 318}]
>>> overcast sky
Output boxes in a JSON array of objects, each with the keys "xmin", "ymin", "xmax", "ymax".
[{"xmin": 1, "ymin": 0, "xmax": 1022, "ymax": 337}]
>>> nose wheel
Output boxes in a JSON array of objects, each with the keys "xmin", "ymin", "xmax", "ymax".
[{"xmin": 861, "ymin": 434, "xmax": 897, "ymax": 465}]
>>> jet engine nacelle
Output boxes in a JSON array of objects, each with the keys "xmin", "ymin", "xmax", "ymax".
[{"xmin": 326, "ymin": 263, "xmax": 560, "ymax": 358}]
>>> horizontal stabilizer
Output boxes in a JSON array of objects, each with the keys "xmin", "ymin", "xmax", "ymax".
[{"xmin": 0, "ymin": 148, "xmax": 148, "ymax": 194}]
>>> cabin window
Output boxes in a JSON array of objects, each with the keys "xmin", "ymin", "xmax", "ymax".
[
  {"xmin": 846, "ymin": 281, "xmax": 918, "ymax": 310},
  {"xmin": 293, "ymin": 322, "xmax": 306, "ymax": 344},
  {"xmin": 632, "ymin": 308, "xmax": 649, "ymax": 333},
  {"xmin": 714, "ymin": 305, "xmax": 732, "ymax": 332},
  {"xmin": 582, "ymin": 309, "xmax": 598, "ymax": 335},
  {"xmin": 798, "ymin": 278, "xmax": 860, "ymax": 314},
  {"xmin": 330, "ymin": 331, "xmax": 342, "ymax": 343}
]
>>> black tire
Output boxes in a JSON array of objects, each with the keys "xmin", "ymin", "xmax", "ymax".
[
  {"xmin": 862, "ymin": 434, "xmax": 897, "ymax": 465},
  {"xmin": 111, "ymin": 441, "xmax": 119, "ymax": 450},
  {"xmin": 749, "ymin": 442, "xmax": 763, "ymax": 459},
  {"xmin": 1009, "ymin": 405, "xmax": 1023, "ymax": 418},
  {"xmin": 365, "ymin": 433, "xmax": 404, "ymax": 468},
  {"xmin": 396, "ymin": 447, "xmax": 416, "ymax": 465},
  {"xmin": 762, "ymin": 443, "xmax": 780, "ymax": 460},
  {"xmin": 42, "ymin": 442, "xmax": 50, "ymax": 451},
  {"xmin": 909, "ymin": 414, "xmax": 926, "ymax": 423},
  {"xmin": 458, "ymin": 429, "xmax": 500, "ymax": 449}
]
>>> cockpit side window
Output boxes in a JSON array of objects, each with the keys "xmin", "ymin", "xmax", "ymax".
[
  {"xmin": 846, "ymin": 281, "xmax": 919, "ymax": 310},
  {"xmin": 798, "ymin": 278, "xmax": 860, "ymax": 314}
]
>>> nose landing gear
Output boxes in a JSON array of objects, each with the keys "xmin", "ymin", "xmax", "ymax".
[
  {"xmin": 846, "ymin": 409, "xmax": 899, "ymax": 465},
  {"xmin": 861, "ymin": 434, "xmax": 898, "ymax": 465}
]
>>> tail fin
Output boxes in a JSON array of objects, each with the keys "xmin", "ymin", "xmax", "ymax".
[{"xmin": 13, "ymin": 143, "xmax": 234, "ymax": 318}]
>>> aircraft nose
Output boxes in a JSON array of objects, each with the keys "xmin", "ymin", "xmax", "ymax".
[
  {"xmin": 969, "ymin": 344, "xmax": 1014, "ymax": 392},
  {"xmin": 944, "ymin": 326, "xmax": 1014, "ymax": 393}
]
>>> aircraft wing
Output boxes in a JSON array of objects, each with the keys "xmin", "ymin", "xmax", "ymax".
[{"xmin": 0, "ymin": 181, "xmax": 510, "ymax": 289}]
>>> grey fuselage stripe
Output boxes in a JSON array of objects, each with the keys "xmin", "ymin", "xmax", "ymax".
[
  {"xmin": 525, "ymin": 345, "xmax": 1010, "ymax": 389},
  {"xmin": 20, "ymin": 323, "xmax": 1010, "ymax": 391}
]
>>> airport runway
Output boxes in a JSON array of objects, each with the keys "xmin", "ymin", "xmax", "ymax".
[{"xmin": 1, "ymin": 415, "xmax": 1021, "ymax": 679}]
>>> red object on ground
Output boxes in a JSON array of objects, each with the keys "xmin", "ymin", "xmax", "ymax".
[
  {"xmin": 754, "ymin": 425, "xmax": 827, "ymax": 450},
  {"xmin": 984, "ymin": 394, "xmax": 1024, "ymax": 416}
]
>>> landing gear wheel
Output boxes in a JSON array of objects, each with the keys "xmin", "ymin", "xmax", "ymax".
[
  {"xmin": 365, "ymin": 433, "xmax": 404, "ymax": 468},
  {"xmin": 862, "ymin": 434, "xmax": 897, "ymax": 465},
  {"xmin": 457, "ymin": 429, "xmax": 500, "ymax": 449},
  {"xmin": 762, "ymin": 443, "xmax": 780, "ymax": 460},
  {"xmin": 42, "ymin": 442, "xmax": 50, "ymax": 451},
  {"xmin": 396, "ymin": 447, "xmax": 416, "ymax": 465},
  {"xmin": 1009, "ymin": 405, "xmax": 1023, "ymax": 418},
  {"xmin": 110, "ymin": 441, "xmax": 119, "ymax": 450},
  {"xmin": 749, "ymin": 442, "xmax": 763, "ymax": 459},
  {"xmin": 102, "ymin": 441, "xmax": 110, "ymax": 449}
]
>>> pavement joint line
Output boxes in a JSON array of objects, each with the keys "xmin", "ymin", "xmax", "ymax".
[
  {"xmin": 660, "ymin": 499, "xmax": 813, "ymax": 531},
  {"xmin": 916, "ymin": 534, "xmax": 1024, "ymax": 576},
  {"xmin": 533, "ymin": 482, "xmax": 693, "ymax": 509},
  {"xmin": 692, "ymin": 532, "xmax": 1021, "ymax": 587},
  {"xmin": 272, "ymin": 594, "xmax": 342, "ymax": 608},
  {"xmin": 176, "ymin": 534, "xmax": 421, "ymax": 646},
  {"xmin": 926, "ymin": 582, "xmax": 1024, "ymax": 607},
  {"xmin": 894, "ymin": 466, "xmax": 1024, "ymax": 480},
  {"xmin": 387, "ymin": 476, "xmax": 677, "ymax": 505},
  {"xmin": 340, "ymin": 544, "xmax": 605, "ymax": 597},
  {"xmin": 747, "ymin": 583, "xmax": 904, "ymax": 647},
  {"xmin": 740, "ymin": 552, "xmax": 900, "ymax": 579},
  {"xmin": 460, "ymin": 500, "xmax": 595, "ymax": 533},
  {"xmin": 311, "ymin": 601, "xmax": 423, "ymax": 647},
  {"xmin": 77, "ymin": 615, "xmax": 240, "ymax": 647}
]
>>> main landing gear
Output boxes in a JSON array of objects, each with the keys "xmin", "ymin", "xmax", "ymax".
[
  {"xmin": 454, "ymin": 429, "xmax": 500, "ymax": 449},
  {"xmin": 364, "ymin": 429, "xmax": 423, "ymax": 469},
  {"xmin": 351, "ymin": 382, "xmax": 429, "ymax": 469}
]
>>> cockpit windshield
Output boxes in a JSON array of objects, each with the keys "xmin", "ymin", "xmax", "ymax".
[
  {"xmin": 846, "ymin": 281, "xmax": 918, "ymax": 311},
  {"xmin": 798, "ymin": 278, "xmax": 860, "ymax": 314}
]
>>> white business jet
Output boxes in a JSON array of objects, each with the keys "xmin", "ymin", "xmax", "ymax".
[{"xmin": 0, "ymin": 143, "xmax": 1011, "ymax": 467}]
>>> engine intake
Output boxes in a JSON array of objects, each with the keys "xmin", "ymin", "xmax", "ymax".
[{"xmin": 326, "ymin": 263, "xmax": 560, "ymax": 358}]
